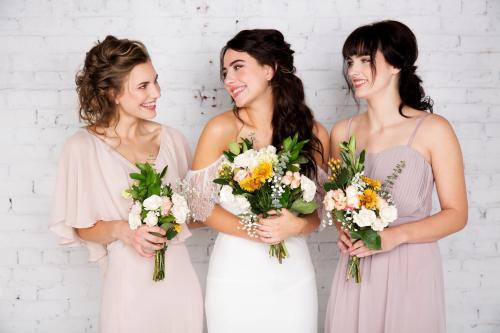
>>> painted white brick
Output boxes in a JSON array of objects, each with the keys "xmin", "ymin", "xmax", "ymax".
[
  {"xmin": 0, "ymin": 0, "xmax": 499, "ymax": 332},
  {"xmin": 17, "ymin": 249, "xmax": 42, "ymax": 266},
  {"xmin": 462, "ymin": 0, "xmax": 488, "ymax": 15}
]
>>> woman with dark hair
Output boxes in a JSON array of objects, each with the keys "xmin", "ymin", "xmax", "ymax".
[
  {"xmin": 186, "ymin": 29, "xmax": 329, "ymax": 332},
  {"xmin": 49, "ymin": 36, "xmax": 203, "ymax": 332},
  {"xmin": 324, "ymin": 20, "xmax": 467, "ymax": 333}
]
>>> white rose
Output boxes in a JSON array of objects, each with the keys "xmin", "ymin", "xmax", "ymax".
[
  {"xmin": 144, "ymin": 211, "xmax": 158, "ymax": 226},
  {"xmin": 300, "ymin": 175, "xmax": 317, "ymax": 202},
  {"xmin": 233, "ymin": 195, "xmax": 251, "ymax": 215},
  {"xmin": 143, "ymin": 194, "xmax": 163, "ymax": 211},
  {"xmin": 171, "ymin": 193, "xmax": 189, "ymax": 224},
  {"xmin": 380, "ymin": 205, "xmax": 398, "ymax": 225},
  {"xmin": 130, "ymin": 201, "xmax": 142, "ymax": 215},
  {"xmin": 234, "ymin": 150, "xmax": 257, "ymax": 169},
  {"xmin": 352, "ymin": 207, "xmax": 376, "ymax": 227},
  {"xmin": 371, "ymin": 218, "xmax": 385, "ymax": 231},
  {"xmin": 219, "ymin": 185, "xmax": 235, "ymax": 204},
  {"xmin": 128, "ymin": 202, "xmax": 142, "ymax": 230}
]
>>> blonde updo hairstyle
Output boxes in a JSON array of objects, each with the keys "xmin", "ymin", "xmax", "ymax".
[{"xmin": 75, "ymin": 35, "xmax": 150, "ymax": 131}]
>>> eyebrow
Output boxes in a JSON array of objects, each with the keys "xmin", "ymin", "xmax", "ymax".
[
  {"xmin": 137, "ymin": 74, "xmax": 158, "ymax": 86},
  {"xmin": 223, "ymin": 59, "xmax": 245, "ymax": 70}
]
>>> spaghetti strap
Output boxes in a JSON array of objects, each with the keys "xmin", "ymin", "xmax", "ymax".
[
  {"xmin": 407, "ymin": 113, "xmax": 431, "ymax": 147},
  {"xmin": 345, "ymin": 117, "xmax": 353, "ymax": 141}
]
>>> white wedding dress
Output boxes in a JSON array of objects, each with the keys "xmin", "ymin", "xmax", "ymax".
[{"xmin": 186, "ymin": 157, "xmax": 327, "ymax": 333}]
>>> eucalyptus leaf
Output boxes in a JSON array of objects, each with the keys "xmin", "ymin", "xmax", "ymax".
[{"xmin": 290, "ymin": 199, "xmax": 318, "ymax": 215}]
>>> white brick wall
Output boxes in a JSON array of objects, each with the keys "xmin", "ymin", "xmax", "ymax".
[{"xmin": 0, "ymin": 0, "xmax": 498, "ymax": 332}]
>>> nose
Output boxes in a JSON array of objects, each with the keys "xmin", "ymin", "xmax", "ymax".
[
  {"xmin": 150, "ymin": 82, "xmax": 161, "ymax": 99},
  {"xmin": 223, "ymin": 71, "xmax": 235, "ymax": 86}
]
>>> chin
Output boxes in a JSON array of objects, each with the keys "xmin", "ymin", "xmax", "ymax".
[{"xmin": 354, "ymin": 90, "xmax": 370, "ymax": 99}]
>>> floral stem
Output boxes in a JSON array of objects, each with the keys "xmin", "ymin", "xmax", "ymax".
[{"xmin": 153, "ymin": 246, "xmax": 166, "ymax": 281}]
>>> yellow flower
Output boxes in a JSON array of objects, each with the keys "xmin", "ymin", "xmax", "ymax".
[
  {"xmin": 239, "ymin": 176, "xmax": 263, "ymax": 192},
  {"xmin": 361, "ymin": 176, "xmax": 382, "ymax": 190},
  {"xmin": 174, "ymin": 224, "xmax": 182, "ymax": 233},
  {"xmin": 360, "ymin": 189, "xmax": 378, "ymax": 209},
  {"xmin": 253, "ymin": 161, "xmax": 273, "ymax": 183}
]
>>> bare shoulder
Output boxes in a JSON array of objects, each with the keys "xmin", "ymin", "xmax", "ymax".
[
  {"xmin": 192, "ymin": 110, "xmax": 240, "ymax": 169},
  {"xmin": 419, "ymin": 113, "xmax": 457, "ymax": 143},
  {"xmin": 330, "ymin": 114, "xmax": 363, "ymax": 145}
]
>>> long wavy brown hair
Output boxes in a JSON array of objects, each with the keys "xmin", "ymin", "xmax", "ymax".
[{"xmin": 221, "ymin": 29, "xmax": 324, "ymax": 178}]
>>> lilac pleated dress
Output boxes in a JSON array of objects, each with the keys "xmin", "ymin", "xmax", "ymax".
[
  {"xmin": 50, "ymin": 125, "xmax": 203, "ymax": 333},
  {"xmin": 325, "ymin": 114, "xmax": 446, "ymax": 333}
]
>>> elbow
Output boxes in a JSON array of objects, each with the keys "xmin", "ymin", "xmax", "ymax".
[{"xmin": 453, "ymin": 206, "xmax": 468, "ymax": 233}]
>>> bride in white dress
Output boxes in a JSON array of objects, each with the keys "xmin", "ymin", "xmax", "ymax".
[{"xmin": 186, "ymin": 29, "xmax": 329, "ymax": 333}]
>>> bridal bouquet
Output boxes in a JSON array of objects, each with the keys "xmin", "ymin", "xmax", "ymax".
[
  {"xmin": 214, "ymin": 134, "xmax": 318, "ymax": 263},
  {"xmin": 323, "ymin": 136, "xmax": 405, "ymax": 283},
  {"xmin": 123, "ymin": 163, "xmax": 189, "ymax": 281}
]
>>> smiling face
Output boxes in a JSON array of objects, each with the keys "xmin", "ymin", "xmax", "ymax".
[
  {"xmin": 115, "ymin": 61, "xmax": 161, "ymax": 120},
  {"xmin": 222, "ymin": 49, "xmax": 274, "ymax": 108},
  {"xmin": 346, "ymin": 50, "xmax": 400, "ymax": 100}
]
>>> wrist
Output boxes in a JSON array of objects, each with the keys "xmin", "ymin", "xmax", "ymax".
[
  {"xmin": 392, "ymin": 225, "xmax": 408, "ymax": 246},
  {"xmin": 111, "ymin": 220, "xmax": 128, "ymax": 242},
  {"xmin": 294, "ymin": 216, "xmax": 307, "ymax": 236}
]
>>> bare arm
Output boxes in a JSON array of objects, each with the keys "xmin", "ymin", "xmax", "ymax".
[
  {"xmin": 76, "ymin": 220, "xmax": 167, "ymax": 257},
  {"xmin": 394, "ymin": 115, "xmax": 468, "ymax": 242},
  {"xmin": 350, "ymin": 115, "xmax": 468, "ymax": 257},
  {"xmin": 191, "ymin": 114, "xmax": 259, "ymax": 241}
]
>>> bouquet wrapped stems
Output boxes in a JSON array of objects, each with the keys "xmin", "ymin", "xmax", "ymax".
[
  {"xmin": 347, "ymin": 256, "xmax": 361, "ymax": 283},
  {"xmin": 153, "ymin": 247, "xmax": 166, "ymax": 282},
  {"xmin": 269, "ymin": 242, "xmax": 288, "ymax": 264}
]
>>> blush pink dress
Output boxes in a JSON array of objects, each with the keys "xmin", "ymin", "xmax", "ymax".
[
  {"xmin": 50, "ymin": 125, "xmax": 203, "ymax": 333},
  {"xmin": 324, "ymin": 114, "xmax": 446, "ymax": 333}
]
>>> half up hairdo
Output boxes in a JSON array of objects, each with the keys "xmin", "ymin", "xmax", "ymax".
[
  {"xmin": 221, "ymin": 29, "xmax": 323, "ymax": 178},
  {"xmin": 76, "ymin": 35, "xmax": 150, "ymax": 131},
  {"xmin": 342, "ymin": 20, "xmax": 433, "ymax": 117}
]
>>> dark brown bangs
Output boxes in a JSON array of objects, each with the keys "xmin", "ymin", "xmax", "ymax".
[{"xmin": 342, "ymin": 25, "xmax": 379, "ymax": 60}]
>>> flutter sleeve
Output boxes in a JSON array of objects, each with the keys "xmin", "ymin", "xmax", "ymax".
[
  {"xmin": 48, "ymin": 133, "xmax": 107, "ymax": 263},
  {"xmin": 183, "ymin": 156, "xmax": 222, "ymax": 222}
]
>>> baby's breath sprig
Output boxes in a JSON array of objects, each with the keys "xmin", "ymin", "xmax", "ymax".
[{"xmin": 238, "ymin": 213, "xmax": 259, "ymax": 238}]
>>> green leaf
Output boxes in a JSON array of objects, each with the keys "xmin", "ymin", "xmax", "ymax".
[
  {"xmin": 130, "ymin": 173, "xmax": 145, "ymax": 181},
  {"xmin": 213, "ymin": 178, "xmax": 230, "ymax": 185},
  {"xmin": 348, "ymin": 135, "xmax": 356, "ymax": 153},
  {"xmin": 290, "ymin": 199, "xmax": 318, "ymax": 215},
  {"xmin": 283, "ymin": 137, "xmax": 293, "ymax": 151},
  {"xmin": 159, "ymin": 215, "xmax": 175, "ymax": 224},
  {"xmin": 136, "ymin": 163, "xmax": 148, "ymax": 172},
  {"xmin": 359, "ymin": 150, "xmax": 365, "ymax": 165},
  {"xmin": 159, "ymin": 222, "xmax": 172, "ymax": 231},
  {"xmin": 165, "ymin": 226, "xmax": 178, "ymax": 240},
  {"xmin": 223, "ymin": 151, "xmax": 234, "ymax": 162},
  {"xmin": 148, "ymin": 183, "xmax": 161, "ymax": 196},
  {"xmin": 334, "ymin": 210, "xmax": 347, "ymax": 224},
  {"xmin": 228, "ymin": 142, "xmax": 240, "ymax": 155},
  {"xmin": 350, "ymin": 228, "xmax": 381, "ymax": 250},
  {"xmin": 160, "ymin": 166, "xmax": 168, "ymax": 179},
  {"xmin": 323, "ymin": 182, "xmax": 337, "ymax": 192}
]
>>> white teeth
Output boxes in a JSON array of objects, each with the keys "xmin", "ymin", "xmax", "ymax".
[
  {"xmin": 141, "ymin": 102, "xmax": 156, "ymax": 107},
  {"xmin": 232, "ymin": 87, "xmax": 245, "ymax": 95}
]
